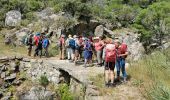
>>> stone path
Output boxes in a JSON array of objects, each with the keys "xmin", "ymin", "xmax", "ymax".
[
  {"xmin": 44, "ymin": 59, "xmax": 145, "ymax": 100},
  {"xmin": 44, "ymin": 59, "xmax": 104, "ymax": 84}
]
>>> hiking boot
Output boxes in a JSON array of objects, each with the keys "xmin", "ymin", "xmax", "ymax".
[
  {"xmin": 105, "ymin": 83, "xmax": 110, "ymax": 88},
  {"xmin": 110, "ymin": 82, "xmax": 116, "ymax": 87},
  {"xmin": 123, "ymin": 77, "xmax": 127, "ymax": 83}
]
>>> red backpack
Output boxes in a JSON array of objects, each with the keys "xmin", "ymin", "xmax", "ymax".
[
  {"xmin": 120, "ymin": 43, "xmax": 128, "ymax": 58},
  {"xmin": 105, "ymin": 44, "xmax": 116, "ymax": 62}
]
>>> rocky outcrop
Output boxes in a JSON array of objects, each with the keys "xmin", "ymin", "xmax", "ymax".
[
  {"xmin": 94, "ymin": 25, "xmax": 104, "ymax": 37},
  {"xmin": 5, "ymin": 10, "xmax": 21, "ymax": 27},
  {"xmin": 19, "ymin": 86, "xmax": 54, "ymax": 100},
  {"xmin": 36, "ymin": 8, "xmax": 54, "ymax": 20}
]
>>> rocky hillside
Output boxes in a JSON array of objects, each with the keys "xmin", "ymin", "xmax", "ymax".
[{"xmin": 0, "ymin": 0, "xmax": 170, "ymax": 51}]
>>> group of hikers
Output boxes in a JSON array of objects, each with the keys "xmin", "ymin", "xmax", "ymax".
[
  {"xmin": 59, "ymin": 34, "xmax": 129, "ymax": 87},
  {"xmin": 25, "ymin": 31, "xmax": 52, "ymax": 58},
  {"xmin": 25, "ymin": 31, "xmax": 129, "ymax": 87}
]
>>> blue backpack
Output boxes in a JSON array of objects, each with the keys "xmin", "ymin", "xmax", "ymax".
[
  {"xmin": 69, "ymin": 39, "xmax": 75, "ymax": 49},
  {"xmin": 85, "ymin": 41, "xmax": 92, "ymax": 51}
]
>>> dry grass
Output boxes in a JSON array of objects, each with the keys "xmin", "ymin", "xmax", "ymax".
[
  {"xmin": 0, "ymin": 34, "xmax": 27, "ymax": 57},
  {"xmin": 128, "ymin": 48, "xmax": 170, "ymax": 99}
]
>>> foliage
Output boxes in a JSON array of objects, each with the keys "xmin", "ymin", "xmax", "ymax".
[
  {"xmin": 134, "ymin": 1, "xmax": 170, "ymax": 44},
  {"xmin": 39, "ymin": 75, "xmax": 49, "ymax": 88},
  {"xmin": 48, "ymin": 43, "xmax": 59, "ymax": 57},
  {"xmin": 57, "ymin": 83, "xmax": 73, "ymax": 100},
  {"xmin": 128, "ymin": 48, "xmax": 170, "ymax": 99}
]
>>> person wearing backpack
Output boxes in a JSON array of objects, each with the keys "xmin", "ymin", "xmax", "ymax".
[
  {"xmin": 42, "ymin": 36, "xmax": 50, "ymax": 57},
  {"xmin": 104, "ymin": 38, "xmax": 116, "ymax": 87},
  {"xmin": 33, "ymin": 33, "xmax": 40, "ymax": 57},
  {"xmin": 65, "ymin": 34, "xmax": 74, "ymax": 61},
  {"xmin": 74, "ymin": 35, "xmax": 81, "ymax": 65},
  {"xmin": 59, "ymin": 34, "xmax": 66, "ymax": 60},
  {"xmin": 115, "ymin": 39, "xmax": 128, "ymax": 83},
  {"xmin": 83, "ymin": 38, "xmax": 93, "ymax": 67},
  {"xmin": 94, "ymin": 37, "xmax": 104, "ymax": 67},
  {"xmin": 26, "ymin": 34, "xmax": 33, "ymax": 56},
  {"xmin": 37, "ymin": 36, "xmax": 43, "ymax": 58}
]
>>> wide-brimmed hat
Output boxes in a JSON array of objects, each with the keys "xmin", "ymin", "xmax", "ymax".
[
  {"xmin": 93, "ymin": 37, "xmax": 100, "ymax": 40},
  {"xmin": 68, "ymin": 34, "xmax": 72, "ymax": 38},
  {"xmin": 61, "ymin": 34, "xmax": 65, "ymax": 38},
  {"xmin": 73, "ymin": 35, "xmax": 78, "ymax": 38}
]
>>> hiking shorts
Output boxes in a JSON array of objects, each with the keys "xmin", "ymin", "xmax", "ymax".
[{"xmin": 105, "ymin": 62, "xmax": 115, "ymax": 71}]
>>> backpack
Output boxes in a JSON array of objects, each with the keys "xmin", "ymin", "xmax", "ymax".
[
  {"xmin": 85, "ymin": 41, "xmax": 92, "ymax": 51},
  {"xmin": 25, "ymin": 37, "xmax": 29, "ymax": 46},
  {"xmin": 105, "ymin": 44, "xmax": 116, "ymax": 62},
  {"xmin": 120, "ymin": 43, "xmax": 128, "ymax": 58},
  {"xmin": 69, "ymin": 39, "xmax": 75, "ymax": 49},
  {"xmin": 75, "ymin": 39, "xmax": 81, "ymax": 49},
  {"xmin": 42, "ymin": 39, "xmax": 49, "ymax": 48}
]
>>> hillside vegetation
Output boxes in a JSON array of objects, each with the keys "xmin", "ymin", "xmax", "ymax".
[{"xmin": 0, "ymin": 0, "xmax": 170, "ymax": 48}]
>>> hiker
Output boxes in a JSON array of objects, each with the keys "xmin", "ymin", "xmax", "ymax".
[
  {"xmin": 66, "ymin": 34, "xmax": 74, "ymax": 61},
  {"xmin": 26, "ymin": 34, "xmax": 34, "ymax": 56},
  {"xmin": 104, "ymin": 39, "xmax": 116, "ymax": 87},
  {"xmin": 83, "ymin": 38, "xmax": 93, "ymax": 67},
  {"xmin": 102, "ymin": 41, "xmax": 107, "ymax": 66},
  {"xmin": 115, "ymin": 39, "xmax": 128, "ymax": 82},
  {"xmin": 42, "ymin": 36, "xmax": 50, "ymax": 57},
  {"xmin": 74, "ymin": 35, "xmax": 80, "ymax": 64},
  {"xmin": 59, "ymin": 34, "xmax": 66, "ymax": 60},
  {"xmin": 94, "ymin": 37, "xmax": 104, "ymax": 66},
  {"xmin": 34, "ymin": 33, "xmax": 40, "ymax": 57},
  {"xmin": 78, "ymin": 36, "xmax": 84, "ymax": 60},
  {"xmin": 37, "ymin": 36, "xmax": 43, "ymax": 58}
]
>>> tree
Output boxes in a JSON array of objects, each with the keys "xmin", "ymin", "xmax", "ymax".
[{"xmin": 134, "ymin": 1, "xmax": 170, "ymax": 46}]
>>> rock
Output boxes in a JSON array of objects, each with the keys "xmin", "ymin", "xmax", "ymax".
[
  {"xmin": 86, "ymin": 85, "xmax": 100, "ymax": 96},
  {"xmin": 163, "ymin": 42, "xmax": 170, "ymax": 49},
  {"xmin": 0, "ymin": 78, "xmax": 3, "ymax": 85},
  {"xmin": 13, "ymin": 79, "xmax": 21, "ymax": 86},
  {"xmin": 14, "ymin": 28, "xmax": 30, "ymax": 45},
  {"xmin": 9, "ymin": 62, "xmax": 16, "ymax": 71},
  {"xmin": 1, "ymin": 72, "xmax": 6, "ymax": 79},
  {"xmin": 22, "ymin": 58, "xmax": 30, "ymax": 62},
  {"xmin": 4, "ymin": 73, "xmax": 16, "ymax": 81},
  {"xmin": 0, "ymin": 91, "xmax": 3, "ymax": 98},
  {"xmin": 6, "ymin": 92, "xmax": 12, "ymax": 97},
  {"xmin": 1, "ymin": 65, "xmax": 8, "ymax": 72},
  {"xmin": 36, "ymin": 8, "xmax": 54, "ymax": 20},
  {"xmin": 94, "ymin": 25, "xmax": 104, "ymax": 37},
  {"xmin": 19, "ymin": 87, "xmax": 54, "ymax": 100},
  {"xmin": 5, "ymin": 10, "xmax": 21, "ymax": 27},
  {"xmin": 1, "ymin": 96, "xmax": 10, "ymax": 100}
]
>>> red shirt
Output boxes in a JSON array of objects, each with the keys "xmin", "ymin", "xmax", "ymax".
[
  {"xmin": 60, "ymin": 37, "xmax": 65, "ymax": 45},
  {"xmin": 94, "ymin": 41, "xmax": 104, "ymax": 51}
]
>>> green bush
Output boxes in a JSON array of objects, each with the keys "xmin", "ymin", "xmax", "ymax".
[
  {"xmin": 48, "ymin": 43, "xmax": 59, "ymax": 57},
  {"xmin": 39, "ymin": 75, "xmax": 49, "ymax": 89},
  {"xmin": 57, "ymin": 83, "xmax": 73, "ymax": 100}
]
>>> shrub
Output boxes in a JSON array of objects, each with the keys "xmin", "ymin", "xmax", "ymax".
[
  {"xmin": 48, "ymin": 43, "xmax": 59, "ymax": 57},
  {"xmin": 57, "ymin": 83, "xmax": 73, "ymax": 100},
  {"xmin": 39, "ymin": 75, "xmax": 49, "ymax": 89}
]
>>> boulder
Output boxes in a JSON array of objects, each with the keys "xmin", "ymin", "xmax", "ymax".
[
  {"xmin": 14, "ymin": 28, "xmax": 30, "ymax": 45},
  {"xmin": 19, "ymin": 87, "xmax": 54, "ymax": 100},
  {"xmin": 94, "ymin": 25, "xmax": 104, "ymax": 37},
  {"xmin": 1, "ymin": 72, "xmax": 6, "ymax": 79},
  {"xmin": 5, "ymin": 10, "xmax": 21, "ymax": 27},
  {"xmin": 86, "ymin": 85, "xmax": 100, "ymax": 96},
  {"xmin": 36, "ymin": 8, "xmax": 54, "ymax": 20},
  {"xmin": 4, "ymin": 73, "xmax": 16, "ymax": 81}
]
